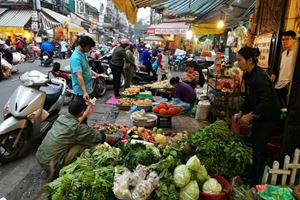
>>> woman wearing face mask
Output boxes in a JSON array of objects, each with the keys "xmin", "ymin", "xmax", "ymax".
[{"xmin": 233, "ymin": 47, "xmax": 280, "ymax": 186}]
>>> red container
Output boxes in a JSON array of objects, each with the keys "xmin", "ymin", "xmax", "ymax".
[{"xmin": 200, "ymin": 174, "xmax": 232, "ymax": 200}]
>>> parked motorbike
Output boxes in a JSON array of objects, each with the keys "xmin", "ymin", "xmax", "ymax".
[
  {"xmin": 0, "ymin": 70, "xmax": 67, "ymax": 162},
  {"xmin": 132, "ymin": 65, "xmax": 157, "ymax": 84},
  {"xmin": 52, "ymin": 64, "xmax": 107, "ymax": 98},
  {"xmin": 51, "ymin": 63, "xmax": 74, "ymax": 105},
  {"xmin": 41, "ymin": 52, "xmax": 54, "ymax": 68}
]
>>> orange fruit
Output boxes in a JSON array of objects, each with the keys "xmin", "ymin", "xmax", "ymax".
[
  {"xmin": 168, "ymin": 104, "xmax": 174, "ymax": 108},
  {"xmin": 167, "ymin": 108, "xmax": 176, "ymax": 115},
  {"xmin": 174, "ymin": 107, "xmax": 181, "ymax": 114},
  {"xmin": 159, "ymin": 102, "xmax": 168, "ymax": 109},
  {"xmin": 152, "ymin": 106, "xmax": 160, "ymax": 113},
  {"xmin": 159, "ymin": 108, "xmax": 167, "ymax": 115}
]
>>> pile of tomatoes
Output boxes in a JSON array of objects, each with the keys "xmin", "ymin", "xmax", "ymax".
[{"xmin": 152, "ymin": 102, "xmax": 181, "ymax": 116}]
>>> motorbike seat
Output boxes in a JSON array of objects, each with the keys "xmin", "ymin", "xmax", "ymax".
[{"xmin": 40, "ymin": 83, "xmax": 63, "ymax": 111}]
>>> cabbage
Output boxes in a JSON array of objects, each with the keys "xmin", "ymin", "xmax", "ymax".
[
  {"xmin": 174, "ymin": 165, "xmax": 191, "ymax": 188},
  {"xmin": 196, "ymin": 165, "xmax": 209, "ymax": 184},
  {"xmin": 179, "ymin": 180, "xmax": 200, "ymax": 200},
  {"xmin": 186, "ymin": 155, "xmax": 201, "ymax": 171},
  {"xmin": 202, "ymin": 178, "xmax": 222, "ymax": 194}
]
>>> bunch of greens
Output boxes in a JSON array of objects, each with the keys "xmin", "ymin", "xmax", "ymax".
[
  {"xmin": 48, "ymin": 145, "xmax": 124, "ymax": 200},
  {"xmin": 121, "ymin": 141, "xmax": 160, "ymax": 170},
  {"xmin": 148, "ymin": 154, "xmax": 182, "ymax": 200},
  {"xmin": 187, "ymin": 120, "xmax": 252, "ymax": 178}
]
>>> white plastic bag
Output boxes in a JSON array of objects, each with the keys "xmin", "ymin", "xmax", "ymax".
[{"xmin": 113, "ymin": 171, "xmax": 132, "ymax": 200}]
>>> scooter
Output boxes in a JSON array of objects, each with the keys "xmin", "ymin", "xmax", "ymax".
[
  {"xmin": 52, "ymin": 63, "xmax": 107, "ymax": 98},
  {"xmin": 41, "ymin": 51, "xmax": 54, "ymax": 68},
  {"xmin": 0, "ymin": 70, "xmax": 67, "ymax": 162},
  {"xmin": 132, "ymin": 65, "xmax": 157, "ymax": 84}
]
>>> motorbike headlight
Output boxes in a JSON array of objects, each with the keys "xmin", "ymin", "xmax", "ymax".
[{"xmin": 3, "ymin": 104, "xmax": 11, "ymax": 118}]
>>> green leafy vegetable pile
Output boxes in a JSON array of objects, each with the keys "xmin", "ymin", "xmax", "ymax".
[
  {"xmin": 48, "ymin": 145, "xmax": 124, "ymax": 200},
  {"xmin": 121, "ymin": 141, "xmax": 160, "ymax": 170},
  {"xmin": 148, "ymin": 154, "xmax": 181, "ymax": 200},
  {"xmin": 186, "ymin": 120, "xmax": 252, "ymax": 178}
]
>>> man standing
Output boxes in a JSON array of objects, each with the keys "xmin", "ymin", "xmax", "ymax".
[
  {"xmin": 70, "ymin": 35, "xmax": 95, "ymax": 103},
  {"xmin": 60, "ymin": 39, "xmax": 68, "ymax": 59},
  {"xmin": 142, "ymin": 44, "xmax": 156, "ymax": 78},
  {"xmin": 137, "ymin": 38, "xmax": 145, "ymax": 64},
  {"xmin": 110, "ymin": 39, "xmax": 136, "ymax": 97},
  {"xmin": 271, "ymin": 30, "xmax": 297, "ymax": 108}
]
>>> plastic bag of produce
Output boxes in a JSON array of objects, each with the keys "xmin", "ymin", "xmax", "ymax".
[
  {"xmin": 196, "ymin": 165, "xmax": 209, "ymax": 184},
  {"xmin": 202, "ymin": 178, "xmax": 222, "ymax": 194},
  {"xmin": 129, "ymin": 165, "xmax": 148, "ymax": 186},
  {"xmin": 174, "ymin": 165, "xmax": 191, "ymax": 188},
  {"xmin": 131, "ymin": 180, "xmax": 154, "ymax": 200},
  {"xmin": 186, "ymin": 155, "xmax": 201, "ymax": 171},
  {"xmin": 180, "ymin": 180, "xmax": 200, "ymax": 200},
  {"xmin": 113, "ymin": 171, "xmax": 132, "ymax": 199}
]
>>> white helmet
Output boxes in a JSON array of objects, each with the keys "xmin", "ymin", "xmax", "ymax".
[{"xmin": 145, "ymin": 44, "xmax": 152, "ymax": 49}]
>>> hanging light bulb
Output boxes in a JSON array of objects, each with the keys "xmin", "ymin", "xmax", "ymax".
[
  {"xmin": 217, "ymin": 19, "xmax": 225, "ymax": 29},
  {"xmin": 186, "ymin": 30, "xmax": 193, "ymax": 40}
]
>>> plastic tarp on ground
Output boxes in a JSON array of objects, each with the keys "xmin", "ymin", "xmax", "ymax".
[{"xmin": 112, "ymin": 0, "xmax": 137, "ymax": 24}]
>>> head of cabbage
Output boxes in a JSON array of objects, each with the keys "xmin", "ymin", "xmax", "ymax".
[
  {"xmin": 202, "ymin": 178, "xmax": 222, "ymax": 194},
  {"xmin": 180, "ymin": 180, "xmax": 199, "ymax": 200},
  {"xmin": 174, "ymin": 165, "xmax": 191, "ymax": 188},
  {"xmin": 186, "ymin": 155, "xmax": 201, "ymax": 171}
]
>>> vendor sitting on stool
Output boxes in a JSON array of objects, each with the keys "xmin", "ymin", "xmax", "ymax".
[
  {"xmin": 181, "ymin": 60, "xmax": 199, "ymax": 88},
  {"xmin": 36, "ymin": 99, "xmax": 121, "ymax": 180},
  {"xmin": 170, "ymin": 77, "xmax": 196, "ymax": 111}
]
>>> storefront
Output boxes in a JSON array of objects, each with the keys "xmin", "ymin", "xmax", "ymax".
[
  {"xmin": 41, "ymin": 7, "xmax": 86, "ymax": 44},
  {"xmin": 0, "ymin": 9, "xmax": 34, "ymax": 43}
]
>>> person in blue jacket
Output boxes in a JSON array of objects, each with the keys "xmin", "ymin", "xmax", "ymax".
[
  {"xmin": 137, "ymin": 38, "xmax": 145, "ymax": 64},
  {"xmin": 142, "ymin": 44, "xmax": 157, "ymax": 78},
  {"xmin": 40, "ymin": 38, "xmax": 54, "ymax": 57}
]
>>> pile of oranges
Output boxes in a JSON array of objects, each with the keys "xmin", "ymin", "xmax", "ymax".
[{"xmin": 152, "ymin": 102, "xmax": 181, "ymax": 116}]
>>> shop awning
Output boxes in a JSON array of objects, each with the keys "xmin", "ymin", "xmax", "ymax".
[
  {"xmin": 40, "ymin": 12, "xmax": 62, "ymax": 30},
  {"xmin": 112, "ymin": 0, "xmax": 137, "ymax": 24},
  {"xmin": 191, "ymin": 24, "xmax": 225, "ymax": 35},
  {"xmin": 0, "ymin": 8, "xmax": 7, "ymax": 16},
  {"xmin": 0, "ymin": 10, "xmax": 32, "ymax": 27},
  {"xmin": 144, "ymin": 35, "xmax": 165, "ymax": 41},
  {"xmin": 147, "ymin": 23, "xmax": 188, "ymax": 35},
  {"xmin": 68, "ymin": 23, "xmax": 86, "ymax": 33},
  {"xmin": 41, "ymin": 8, "xmax": 86, "ymax": 33}
]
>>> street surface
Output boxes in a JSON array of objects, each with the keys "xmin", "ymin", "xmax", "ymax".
[{"xmin": 0, "ymin": 59, "xmax": 117, "ymax": 200}]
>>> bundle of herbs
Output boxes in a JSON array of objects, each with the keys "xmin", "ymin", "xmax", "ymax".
[
  {"xmin": 186, "ymin": 120, "xmax": 252, "ymax": 178},
  {"xmin": 120, "ymin": 141, "xmax": 160, "ymax": 170}
]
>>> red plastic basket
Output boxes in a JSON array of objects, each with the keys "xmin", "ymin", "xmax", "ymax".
[{"xmin": 200, "ymin": 174, "xmax": 232, "ymax": 200}]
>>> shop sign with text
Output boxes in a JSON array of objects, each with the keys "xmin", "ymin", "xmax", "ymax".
[{"xmin": 254, "ymin": 33, "xmax": 273, "ymax": 68}]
